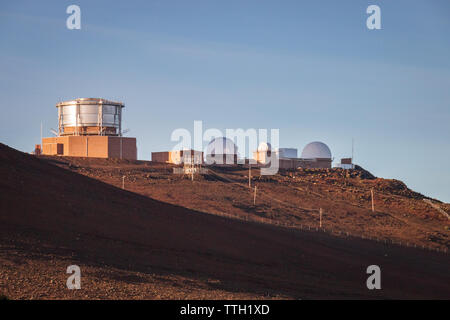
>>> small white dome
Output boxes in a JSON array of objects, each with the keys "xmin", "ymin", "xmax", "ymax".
[
  {"xmin": 257, "ymin": 142, "xmax": 271, "ymax": 152},
  {"xmin": 206, "ymin": 137, "xmax": 238, "ymax": 155},
  {"xmin": 301, "ymin": 141, "xmax": 332, "ymax": 159}
]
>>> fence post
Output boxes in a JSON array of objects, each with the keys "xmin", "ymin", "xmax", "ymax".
[
  {"xmin": 371, "ymin": 188, "xmax": 375, "ymax": 212},
  {"xmin": 319, "ymin": 208, "xmax": 323, "ymax": 228}
]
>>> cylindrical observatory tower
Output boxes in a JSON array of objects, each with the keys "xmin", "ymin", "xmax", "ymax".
[
  {"xmin": 41, "ymin": 98, "xmax": 137, "ymax": 160},
  {"xmin": 56, "ymin": 98, "xmax": 124, "ymax": 136}
]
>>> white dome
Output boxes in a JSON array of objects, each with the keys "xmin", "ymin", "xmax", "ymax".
[
  {"xmin": 301, "ymin": 141, "xmax": 332, "ymax": 159},
  {"xmin": 206, "ymin": 137, "xmax": 238, "ymax": 155},
  {"xmin": 257, "ymin": 142, "xmax": 271, "ymax": 152}
]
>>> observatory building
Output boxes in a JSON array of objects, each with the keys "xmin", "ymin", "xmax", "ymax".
[
  {"xmin": 152, "ymin": 149, "xmax": 204, "ymax": 165},
  {"xmin": 252, "ymin": 144, "xmax": 300, "ymax": 169},
  {"xmin": 274, "ymin": 148, "xmax": 301, "ymax": 169},
  {"xmin": 252, "ymin": 142, "xmax": 272, "ymax": 164},
  {"xmin": 275, "ymin": 148, "xmax": 298, "ymax": 159},
  {"xmin": 334, "ymin": 158, "xmax": 355, "ymax": 170},
  {"xmin": 206, "ymin": 137, "xmax": 238, "ymax": 165},
  {"xmin": 41, "ymin": 98, "xmax": 137, "ymax": 159},
  {"xmin": 299, "ymin": 141, "xmax": 332, "ymax": 169},
  {"xmin": 253, "ymin": 141, "xmax": 333, "ymax": 170}
]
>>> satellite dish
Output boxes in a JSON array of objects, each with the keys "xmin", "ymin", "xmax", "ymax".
[
  {"xmin": 122, "ymin": 128, "xmax": 130, "ymax": 135},
  {"xmin": 50, "ymin": 129, "xmax": 58, "ymax": 136}
]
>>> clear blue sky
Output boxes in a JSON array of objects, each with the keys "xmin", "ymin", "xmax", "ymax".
[{"xmin": 1, "ymin": 1, "xmax": 449, "ymax": 202}]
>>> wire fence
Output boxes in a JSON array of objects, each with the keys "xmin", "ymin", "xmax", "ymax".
[{"xmin": 206, "ymin": 168, "xmax": 449, "ymax": 255}]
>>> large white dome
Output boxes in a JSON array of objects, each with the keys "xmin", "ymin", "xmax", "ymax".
[
  {"xmin": 206, "ymin": 137, "xmax": 238, "ymax": 155},
  {"xmin": 301, "ymin": 141, "xmax": 332, "ymax": 159}
]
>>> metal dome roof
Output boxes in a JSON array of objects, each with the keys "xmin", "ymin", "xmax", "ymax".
[
  {"xmin": 56, "ymin": 98, "xmax": 124, "ymax": 107},
  {"xmin": 206, "ymin": 137, "xmax": 238, "ymax": 155},
  {"xmin": 301, "ymin": 141, "xmax": 332, "ymax": 159}
]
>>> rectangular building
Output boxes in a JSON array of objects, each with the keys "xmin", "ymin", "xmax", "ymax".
[
  {"xmin": 41, "ymin": 136, "xmax": 137, "ymax": 160},
  {"xmin": 152, "ymin": 150, "xmax": 204, "ymax": 165}
]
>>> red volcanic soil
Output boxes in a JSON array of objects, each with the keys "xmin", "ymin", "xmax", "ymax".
[
  {"xmin": 0, "ymin": 143, "xmax": 449, "ymax": 299},
  {"xmin": 43, "ymin": 156, "xmax": 450, "ymax": 251}
]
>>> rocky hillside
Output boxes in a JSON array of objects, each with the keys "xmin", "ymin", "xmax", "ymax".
[
  {"xmin": 42, "ymin": 154, "xmax": 450, "ymax": 251},
  {"xmin": 1, "ymin": 143, "xmax": 450, "ymax": 299}
]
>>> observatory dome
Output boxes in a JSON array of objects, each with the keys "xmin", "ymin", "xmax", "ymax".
[
  {"xmin": 206, "ymin": 137, "xmax": 238, "ymax": 155},
  {"xmin": 301, "ymin": 141, "xmax": 332, "ymax": 159},
  {"xmin": 257, "ymin": 142, "xmax": 272, "ymax": 152}
]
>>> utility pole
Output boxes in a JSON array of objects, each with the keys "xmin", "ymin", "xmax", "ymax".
[
  {"xmin": 319, "ymin": 208, "xmax": 323, "ymax": 228},
  {"xmin": 253, "ymin": 186, "xmax": 257, "ymax": 205},
  {"xmin": 371, "ymin": 188, "xmax": 375, "ymax": 212},
  {"xmin": 122, "ymin": 175, "xmax": 125, "ymax": 189}
]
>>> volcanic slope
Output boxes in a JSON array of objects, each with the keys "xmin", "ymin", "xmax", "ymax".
[
  {"xmin": 45, "ymin": 156, "xmax": 450, "ymax": 251},
  {"xmin": 0, "ymin": 143, "xmax": 449, "ymax": 299}
]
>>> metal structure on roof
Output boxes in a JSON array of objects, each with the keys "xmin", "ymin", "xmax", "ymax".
[{"xmin": 56, "ymin": 98, "xmax": 124, "ymax": 136}]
